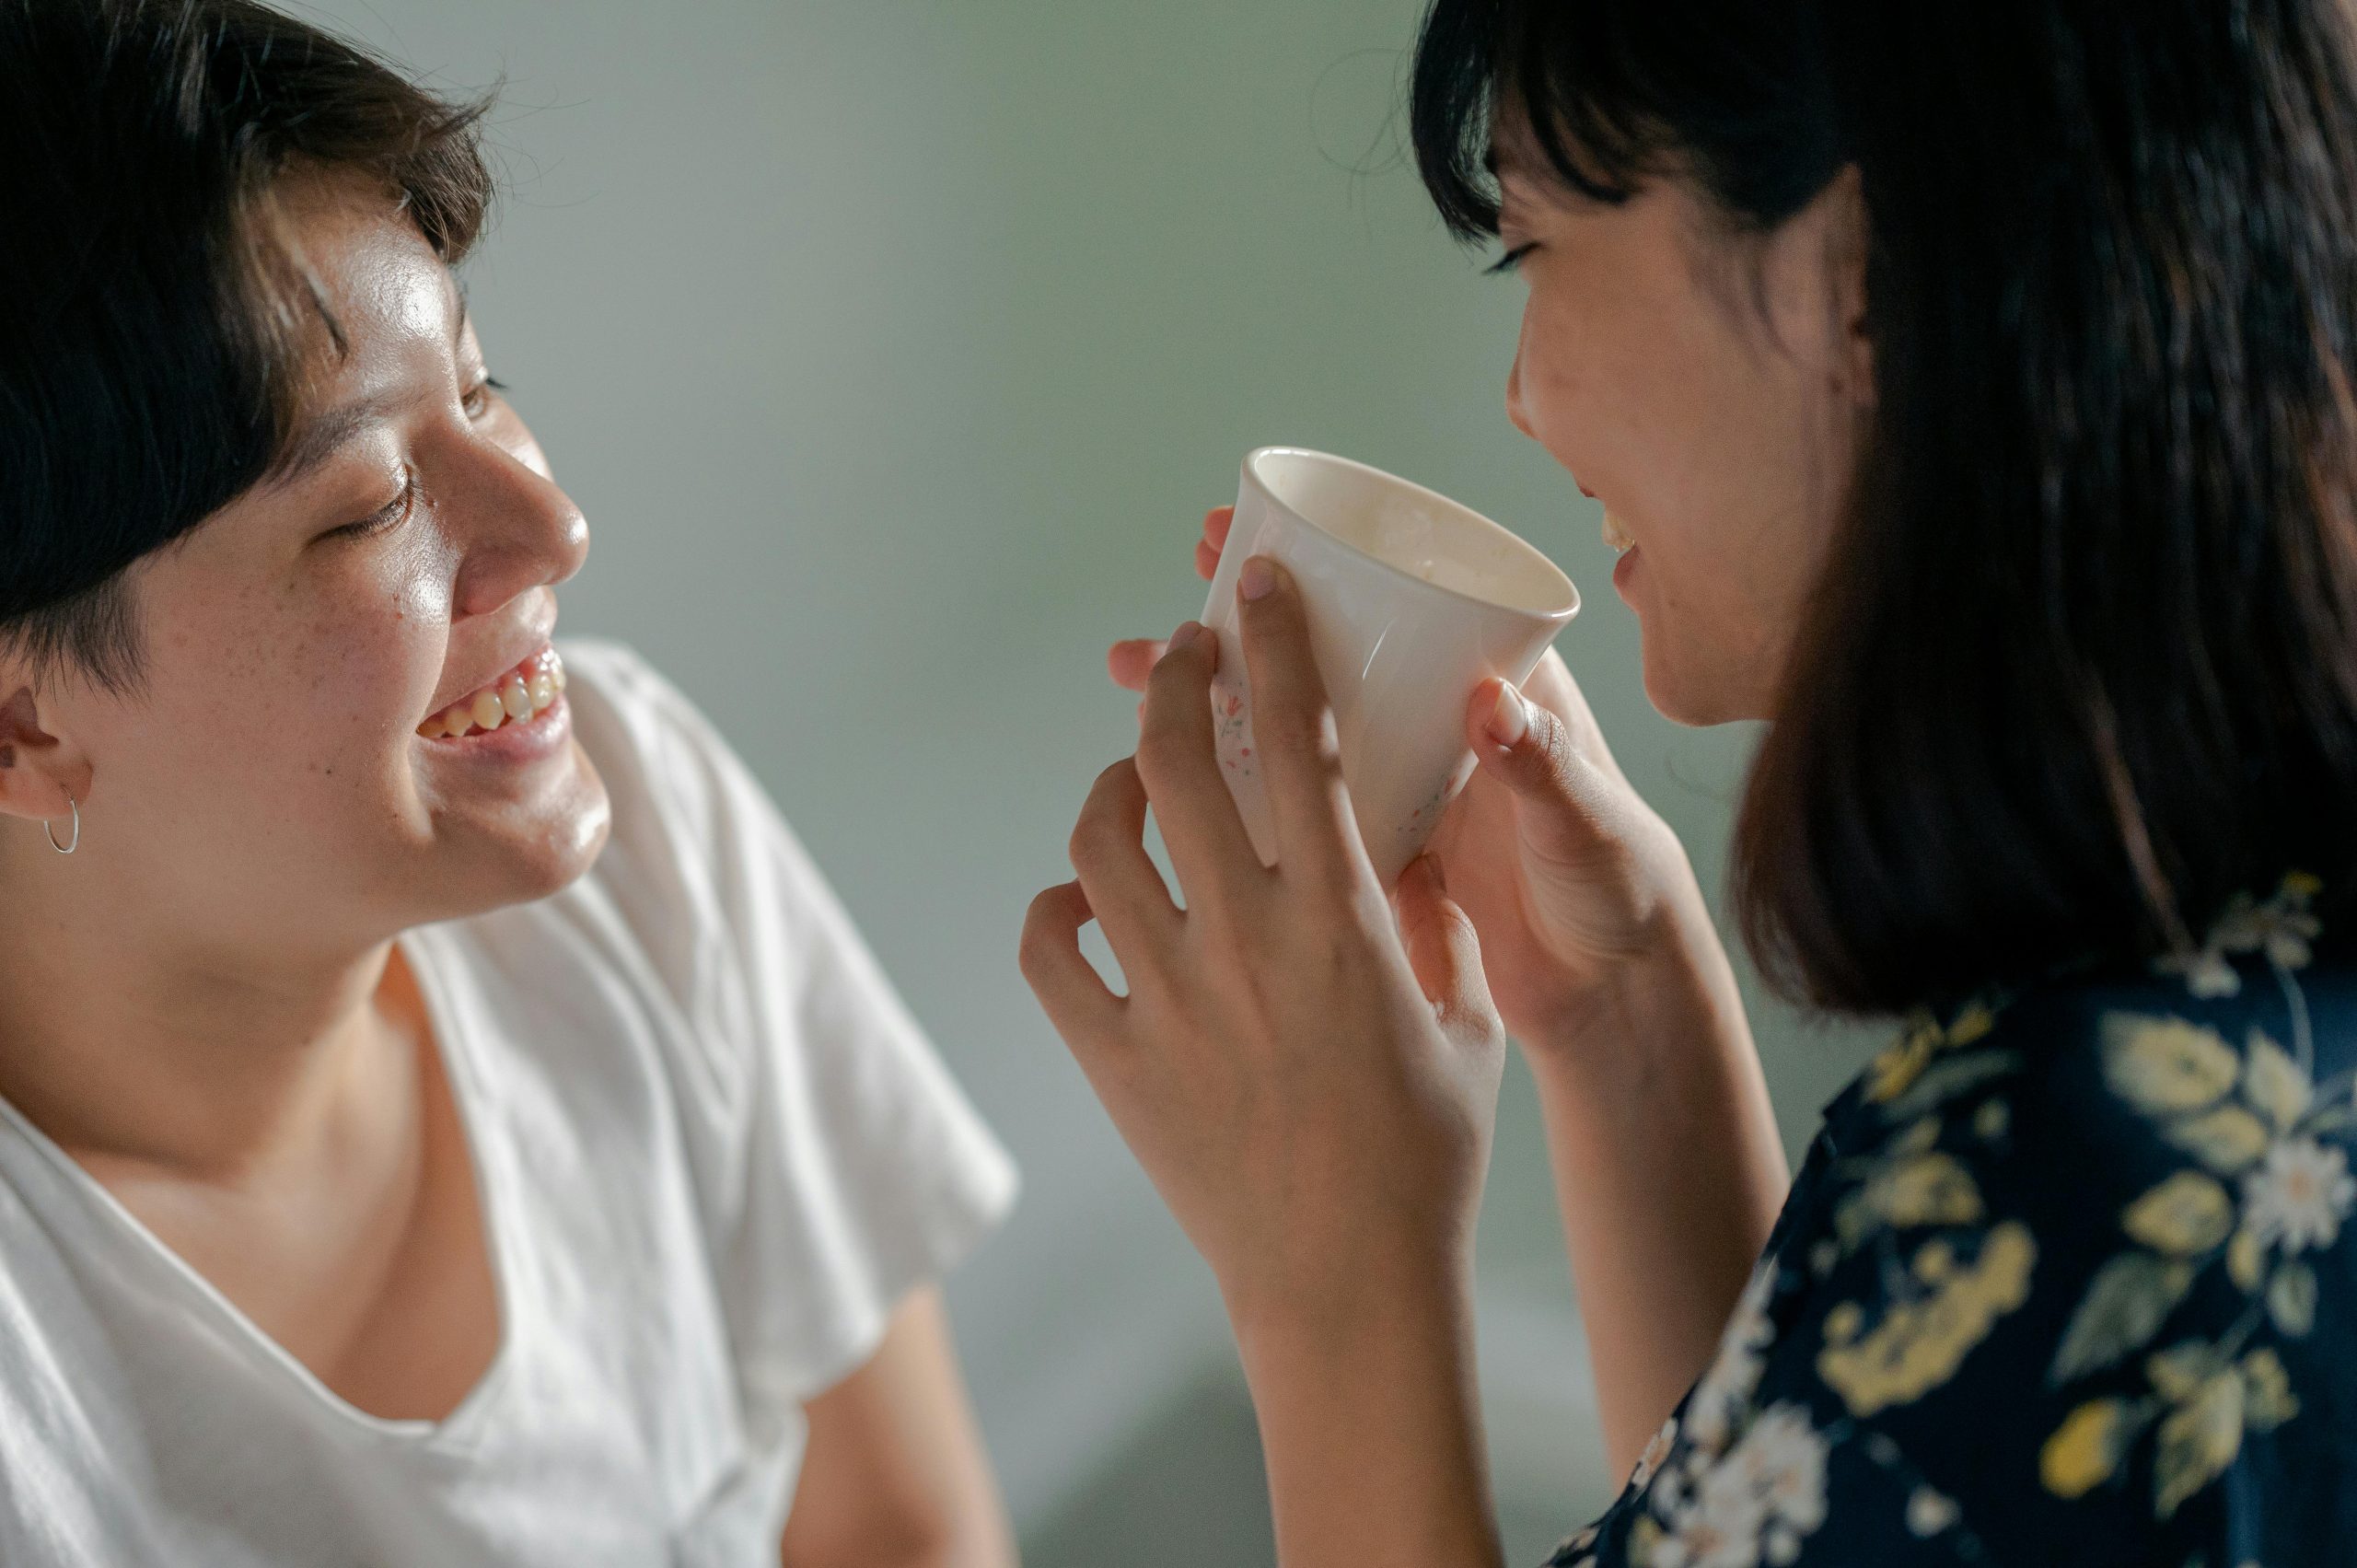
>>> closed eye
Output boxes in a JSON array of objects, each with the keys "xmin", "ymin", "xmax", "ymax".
[
  {"xmin": 1485, "ymin": 243, "xmax": 1538, "ymax": 277},
  {"xmin": 329, "ymin": 469, "xmax": 416, "ymax": 541}
]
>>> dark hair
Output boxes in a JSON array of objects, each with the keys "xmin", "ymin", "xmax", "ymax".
[
  {"xmin": 1412, "ymin": 0, "xmax": 2357, "ymax": 1013},
  {"xmin": 0, "ymin": 0, "xmax": 494, "ymax": 691}
]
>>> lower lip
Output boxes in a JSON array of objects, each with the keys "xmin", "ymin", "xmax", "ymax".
[
  {"xmin": 1612, "ymin": 546, "xmax": 1639, "ymax": 596},
  {"xmin": 419, "ymin": 694, "xmax": 572, "ymax": 764}
]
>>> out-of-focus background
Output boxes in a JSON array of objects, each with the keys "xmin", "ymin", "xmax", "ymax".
[{"xmin": 301, "ymin": 2, "xmax": 1884, "ymax": 1560}]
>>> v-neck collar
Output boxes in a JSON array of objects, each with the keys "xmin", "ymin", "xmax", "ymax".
[{"xmin": 0, "ymin": 927, "xmax": 521, "ymax": 1452}]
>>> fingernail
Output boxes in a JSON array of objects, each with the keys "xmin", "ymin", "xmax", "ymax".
[
  {"xmin": 1167, "ymin": 621, "xmax": 1204, "ymax": 650},
  {"xmin": 1485, "ymin": 682, "xmax": 1529, "ymax": 747},
  {"xmin": 1238, "ymin": 556, "xmax": 1278, "ymax": 601}
]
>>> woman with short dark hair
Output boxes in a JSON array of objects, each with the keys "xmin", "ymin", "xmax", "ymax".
[
  {"xmin": 0, "ymin": 4, "xmax": 1017, "ymax": 1562},
  {"xmin": 1027, "ymin": 2, "xmax": 2357, "ymax": 1562}
]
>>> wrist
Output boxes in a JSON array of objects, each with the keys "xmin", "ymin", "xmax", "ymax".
[
  {"xmin": 1517, "ymin": 894, "xmax": 1789, "ymax": 1239},
  {"xmin": 1527, "ymin": 889, "xmax": 1741, "ymax": 1070},
  {"xmin": 1230, "ymin": 1250, "xmax": 1504, "ymax": 1568},
  {"xmin": 1227, "ymin": 1237, "xmax": 1476, "ymax": 1388}
]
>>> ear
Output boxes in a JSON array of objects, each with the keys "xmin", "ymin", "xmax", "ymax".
[
  {"xmin": 1820, "ymin": 163, "xmax": 1874, "ymax": 409},
  {"xmin": 1761, "ymin": 164, "xmax": 1875, "ymax": 412},
  {"xmin": 0, "ymin": 679, "xmax": 92, "ymax": 829}
]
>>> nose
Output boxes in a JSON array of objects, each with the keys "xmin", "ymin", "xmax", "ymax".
[
  {"xmin": 1505, "ymin": 309, "xmax": 1538, "ymax": 442},
  {"xmin": 447, "ymin": 438, "xmax": 590, "ymax": 621}
]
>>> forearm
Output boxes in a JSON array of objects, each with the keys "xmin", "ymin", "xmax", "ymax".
[
  {"xmin": 1528, "ymin": 909, "xmax": 1788, "ymax": 1483},
  {"xmin": 779, "ymin": 1290, "xmax": 1016, "ymax": 1568},
  {"xmin": 1235, "ymin": 1259, "xmax": 1504, "ymax": 1568},
  {"xmin": 784, "ymin": 1531, "xmax": 1004, "ymax": 1568}
]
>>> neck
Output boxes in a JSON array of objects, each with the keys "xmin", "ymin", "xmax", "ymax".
[{"xmin": 0, "ymin": 837, "xmax": 408, "ymax": 1179}]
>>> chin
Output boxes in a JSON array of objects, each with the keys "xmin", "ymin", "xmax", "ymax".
[
  {"xmin": 422, "ymin": 755, "xmax": 614, "ymax": 919},
  {"xmin": 512, "ymin": 771, "xmax": 615, "ymax": 900},
  {"xmin": 508, "ymin": 800, "xmax": 614, "ymax": 901},
  {"xmin": 1640, "ymin": 638, "xmax": 1771, "ymax": 728}
]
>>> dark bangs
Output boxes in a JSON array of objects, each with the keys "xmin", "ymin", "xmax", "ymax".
[
  {"xmin": 1409, "ymin": 0, "xmax": 1841, "ymax": 241},
  {"xmin": 0, "ymin": 0, "xmax": 496, "ymax": 691}
]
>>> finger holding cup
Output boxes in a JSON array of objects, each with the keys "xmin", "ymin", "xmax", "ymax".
[{"xmin": 1200, "ymin": 447, "xmax": 1580, "ymax": 889}]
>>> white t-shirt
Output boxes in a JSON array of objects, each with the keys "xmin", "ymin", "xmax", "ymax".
[{"xmin": 0, "ymin": 640, "xmax": 1018, "ymax": 1567}]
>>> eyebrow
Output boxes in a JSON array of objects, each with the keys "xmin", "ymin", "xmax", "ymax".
[
  {"xmin": 264, "ymin": 389, "xmax": 406, "ymax": 484},
  {"xmin": 263, "ymin": 295, "xmax": 474, "ymax": 487}
]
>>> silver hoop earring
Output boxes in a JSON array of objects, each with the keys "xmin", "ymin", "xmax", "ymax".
[{"xmin": 45, "ymin": 794, "xmax": 78, "ymax": 855}]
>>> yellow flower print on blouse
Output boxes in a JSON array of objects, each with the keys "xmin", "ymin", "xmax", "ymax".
[
  {"xmin": 2155, "ymin": 872, "xmax": 2324, "ymax": 998},
  {"xmin": 1805, "ymin": 998, "xmax": 2043, "ymax": 1423},
  {"xmin": 2042, "ymin": 1338, "xmax": 2302, "ymax": 1516},
  {"xmin": 2036, "ymin": 877, "xmax": 2357, "ymax": 1525},
  {"xmin": 1817, "ymin": 1221, "xmax": 2038, "ymax": 1417},
  {"xmin": 1832, "ymin": 1148, "xmax": 1985, "ymax": 1249},
  {"xmin": 2103, "ymin": 1015, "xmax": 2243, "ymax": 1114},
  {"xmin": 1863, "ymin": 1000, "xmax": 2001, "ymax": 1108},
  {"xmin": 1544, "ymin": 875, "xmax": 2347, "ymax": 1568},
  {"xmin": 2122, "ymin": 1171, "xmax": 2235, "ymax": 1255}
]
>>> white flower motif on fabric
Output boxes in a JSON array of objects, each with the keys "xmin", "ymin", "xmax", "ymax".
[
  {"xmin": 1645, "ymin": 1403, "xmax": 1829, "ymax": 1568},
  {"xmin": 1554, "ymin": 1523, "xmax": 1599, "ymax": 1558},
  {"xmin": 1652, "ymin": 1454, "xmax": 1692, "ymax": 1516},
  {"xmin": 1631, "ymin": 1417, "xmax": 1679, "ymax": 1492},
  {"xmin": 2157, "ymin": 945, "xmax": 2244, "ymax": 999},
  {"xmin": 1648, "ymin": 1462, "xmax": 1764, "ymax": 1568},
  {"xmin": 1905, "ymin": 1484, "xmax": 1960, "ymax": 1537},
  {"xmin": 1685, "ymin": 1261, "xmax": 1778, "ymax": 1456},
  {"xmin": 2243, "ymin": 1136, "xmax": 2357, "ymax": 1253},
  {"xmin": 1729, "ymin": 1405, "xmax": 1830, "ymax": 1538}
]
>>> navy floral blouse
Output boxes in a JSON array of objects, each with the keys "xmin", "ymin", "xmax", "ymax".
[{"xmin": 1550, "ymin": 874, "xmax": 2356, "ymax": 1568}]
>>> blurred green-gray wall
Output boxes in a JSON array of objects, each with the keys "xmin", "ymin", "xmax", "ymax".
[{"xmin": 297, "ymin": 2, "xmax": 1884, "ymax": 1560}]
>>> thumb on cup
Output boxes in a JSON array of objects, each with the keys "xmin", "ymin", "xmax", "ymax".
[{"xmin": 1466, "ymin": 676, "xmax": 1624, "ymax": 867}]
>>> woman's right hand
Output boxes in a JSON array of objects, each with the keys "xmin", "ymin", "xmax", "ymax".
[
  {"xmin": 1112, "ymin": 506, "xmax": 1784, "ymax": 1486},
  {"xmin": 1109, "ymin": 505, "xmax": 1721, "ymax": 1054}
]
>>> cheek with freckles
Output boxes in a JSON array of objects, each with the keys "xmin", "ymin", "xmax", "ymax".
[
  {"xmin": 304, "ymin": 534, "xmax": 464, "ymax": 780},
  {"xmin": 148, "ymin": 533, "xmax": 458, "ymax": 820},
  {"xmin": 374, "ymin": 524, "xmax": 463, "ymax": 726},
  {"xmin": 391, "ymin": 535, "xmax": 456, "ymax": 631}
]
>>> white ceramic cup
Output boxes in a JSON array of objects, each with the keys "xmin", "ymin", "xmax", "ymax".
[{"xmin": 1201, "ymin": 447, "xmax": 1581, "ymax": 887}]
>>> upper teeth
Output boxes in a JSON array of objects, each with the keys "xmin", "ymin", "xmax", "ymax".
[
  {"xmin": 418, "ymin": 648, "xmax": 567, "ymax": 739},
  {"xmin": 1602, "ymin": 511, "xmax": 1634, "ymax": 552}
]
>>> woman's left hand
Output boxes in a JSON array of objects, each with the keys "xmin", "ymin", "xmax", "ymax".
[{"xmin": 1021, "ymin": 554, "xmax": 1507, "ymax": 1342}]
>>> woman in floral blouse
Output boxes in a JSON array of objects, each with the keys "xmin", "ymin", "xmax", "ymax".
[{"xmin": 1021, "ymin": 2, "xmax": 2357, "ymax": 1564}]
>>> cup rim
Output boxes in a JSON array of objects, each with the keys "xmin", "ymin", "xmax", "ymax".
[{"xmin": 1242, "ymin": 446, "xmax": 1581, "ymax": 622}]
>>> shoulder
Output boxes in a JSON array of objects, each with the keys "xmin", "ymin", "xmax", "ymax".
[
  {"xmin": 1571, "ymin": 877, "xmax": 2357, "ymax": 1564},
  {"xmin": 540, "ymin": 639, "xmax": 956, "ymax": 1083},
  {"xmin": 1827, "ymin": 875, "xmax": 2357, "ymax": 1262},
  {"xmin": 438, "ymin": 639, "xmax": 850, "ymax": 1119}
]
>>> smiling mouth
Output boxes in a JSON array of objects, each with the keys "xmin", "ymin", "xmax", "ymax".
[{"xmin": 418, "ymin": 647, "xmax": 567, "ymax": 739}]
